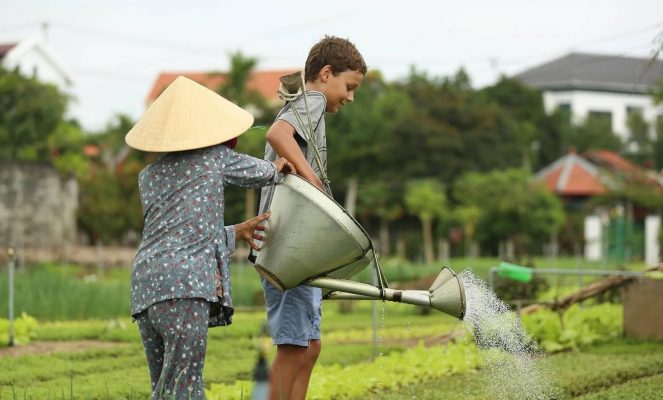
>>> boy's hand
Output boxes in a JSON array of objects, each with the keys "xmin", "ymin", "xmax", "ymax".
[
  {"xmin": 274, "ymin": 158, "xmax": 296, "ymax": 174},
  {"xmin": 235, "ymin": 212, "xmax": 271, "ymax": 251}
]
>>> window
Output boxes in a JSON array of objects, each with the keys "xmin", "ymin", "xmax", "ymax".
[
  {"xmin": 557, "ymin": 103, "xmax": 571, "ymax": 113},
  {"xmin": 556, "ymin": 103, "xmax": 572, "ymax": 122},
  {"xmin": 626, "ymin": 107, "xmax": 650, "ymax": 142},
  {"xmin": 587, "ymin": 110, "xmax": 612, "ymax": 130},
  {"xmin": 626, "ymin": 106, "xmax": 643, "ymax": 116}
]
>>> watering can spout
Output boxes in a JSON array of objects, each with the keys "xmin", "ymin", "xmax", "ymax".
[
  {"xmin": 428, "ymin": 267, "xmax": 466, "ymax": 320},
  {"xmin": 308, "ymin": 267, "xmax": 466, "ymax": 320}
]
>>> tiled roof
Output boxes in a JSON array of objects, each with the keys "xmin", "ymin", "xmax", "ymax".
[
  {"xmin": 584, "ymin": 149, "xmax": 663, "ymax": 187},
  {"xmin": 0, "ymin": 43, "xmax": 17, "ymax": 59},
  {"xmin": 535, "ymin": 151, "xmax": 607, "ymax": 196},
  {"xmin": 82, "ymin": 144, "xmax": 101, "ymax": 157},
  {"xmin": 536, "ymin": 148, "xmax": 663, "ymax": 196},
  {"xmin": 146, "ymin": 69, "xmax": 298, "ymax": 107},
  {"xmin": 583, "ymin": 150, "xmax": 641, "ymax": 174},
  {"xmin": 513, "ymin": 52, "xmax": 663, "ymax": 94}
]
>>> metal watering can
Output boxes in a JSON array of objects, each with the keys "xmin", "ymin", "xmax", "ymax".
[{"xmin": 254, "ymin": 174, "xmax": 466, "ymax": 320}]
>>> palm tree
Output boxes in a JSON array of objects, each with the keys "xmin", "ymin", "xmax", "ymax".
[
  {"xmin": 405, "ymin": 179, "xmax": 448, "ymax": 264},
  {"xmin": 216, "ymin": 52, "xmax": 271, "ymax": 225}
]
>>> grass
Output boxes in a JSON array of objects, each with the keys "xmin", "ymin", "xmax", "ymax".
[
  {"xmin": 1, "ymin": 297, "xmax": 660, "ymax": 398},
  {"xmin": 0, "ymin": 257, "xmax": 644, "ymax": 320},
  {"xmin": 0, "ymin": 258, "xmax": 655, "ymax": 398},
  {"xmin": 0, "ymin": 264, "xmax": 131, "ymax": 320},
  {"xmin": 0, "ymin": 302, "xmax": 455, "ymax": 398},
  {"xmin": 375, "ymin": 340, "xmax": 663, "ymax": 399}
]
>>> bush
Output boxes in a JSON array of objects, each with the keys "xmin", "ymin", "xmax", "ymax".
[{"xmin": 493, "ymin": 273, "xmax": 549, "ymax": 302}]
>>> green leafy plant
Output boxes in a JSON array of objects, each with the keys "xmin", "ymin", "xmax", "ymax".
[{"xmin": 0, "ymin": 312, "xmax": 38, "ymax": 347}]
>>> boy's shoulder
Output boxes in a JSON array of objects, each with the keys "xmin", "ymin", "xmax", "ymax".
[
  {"xmin": 277, "ymin": 90, "xmax": 327, "ymax": 120},
  {"xmin": 280, "ymin": 90, "xmax": 326, "ymax": 108}
]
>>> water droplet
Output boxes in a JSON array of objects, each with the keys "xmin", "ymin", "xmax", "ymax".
[{"xmin": 459, "ymin": 269, "xmax": 559, "ymax": 399}]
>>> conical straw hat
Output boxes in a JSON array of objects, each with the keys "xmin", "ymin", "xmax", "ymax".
[{"xmin": 125, "ymin": 76, "xmax": 254, "ymax": 152}]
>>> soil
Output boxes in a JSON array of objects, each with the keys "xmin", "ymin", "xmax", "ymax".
[
  {"xmin": 335, "ymin": 328, "xmax": 466, "ymax": 348},
  {"xmin": 0, "ymin": 340, "xmax": 129, "ymax": 358}
]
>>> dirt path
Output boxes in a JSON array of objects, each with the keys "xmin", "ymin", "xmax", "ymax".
[{"xmin": 0, "ymin": 340, "xmax": 129, "ymax": 357}]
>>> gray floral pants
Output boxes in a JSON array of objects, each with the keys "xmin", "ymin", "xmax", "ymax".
[{"xmin": 135, "ymin": 298, "xmax": 209, "ymax": 399}]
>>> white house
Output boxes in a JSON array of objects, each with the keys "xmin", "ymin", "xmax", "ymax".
[
  {"xmin": 0, "ymin": 35, "xmax": 73, "ymax": 90},
  {"xmin": 514, "ymin": 53, "xmax": 663, "ymax": 142}
]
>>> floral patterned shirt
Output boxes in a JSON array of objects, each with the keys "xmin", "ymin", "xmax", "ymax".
[{"xmin": 130, "ymin": 144, "xmax": 276, "ymax": 325}]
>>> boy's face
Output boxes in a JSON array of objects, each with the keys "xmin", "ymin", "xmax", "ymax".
[{"xmin": 319, "ymin": 67, "xmax": 364, "ymax": 113}]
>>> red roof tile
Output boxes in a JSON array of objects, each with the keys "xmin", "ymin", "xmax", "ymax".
[
  {"xmin": 83, "ymin": 144, "xmax": 101, "ymax": 157},
  {"xmin": 583, "ymin": 150, "xmax": 640, "ymax": 174},
  {"xmin": 0, "ymin": 43, "xmax": 17, "ymax": 58},
  {"xmin": 562, "ymin": 163, "xmax": 606, "ymax": 195},
  {"xmin": 146, "ymin": 69, "xmax": 298, "ymax": 107},
  {"xmin": 536, "ymin": 153, "xmax": 607, "ymax": 196}
]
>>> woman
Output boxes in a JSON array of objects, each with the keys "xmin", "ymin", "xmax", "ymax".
[{"xmin": 125, "ymin": 76, "xmax": 294, "ymax": 399}]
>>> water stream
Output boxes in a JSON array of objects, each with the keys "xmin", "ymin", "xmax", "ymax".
[{"xmin": 459, "ymin": 269, "xmax": 559, "ymax": 399}]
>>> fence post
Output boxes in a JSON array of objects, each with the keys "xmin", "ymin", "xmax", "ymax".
[
  {"xmin": 8, "ymin": 247, "xmax": 15, "ymax": 347},
  {"xmin": 372, "ymin": 267, "xmax": 379, "ymax": 360}
]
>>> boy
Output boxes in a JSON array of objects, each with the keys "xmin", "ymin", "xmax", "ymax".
[{"xmin": 258, "ymin": 36, "xmax": 366, "ymax": 400}]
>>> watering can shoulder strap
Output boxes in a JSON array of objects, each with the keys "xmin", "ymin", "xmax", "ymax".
[{"xmin": 278, "ymin": 78, "xmax": 330, "ymax": 188}]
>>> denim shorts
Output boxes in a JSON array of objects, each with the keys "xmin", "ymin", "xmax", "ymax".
[{"xmin": 261, "ymin": 277, "xmax": 322, "ymax": 347}]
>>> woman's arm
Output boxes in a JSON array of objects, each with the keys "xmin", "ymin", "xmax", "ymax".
[{"xmin": 221, "ymin": 146, "xmax": 294, "ymax": 188}]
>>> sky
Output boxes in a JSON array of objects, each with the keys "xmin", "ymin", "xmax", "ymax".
[{"xmin": 1, "ymin": 0, "xmax": 663, "ymax": 131}]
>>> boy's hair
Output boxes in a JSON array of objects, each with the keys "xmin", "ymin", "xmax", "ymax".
[{"xmin": 304, "ymin": 36, "xmax": 367, "ymax": 82}]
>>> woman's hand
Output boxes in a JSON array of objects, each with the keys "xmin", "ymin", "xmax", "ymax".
[
  {"xmin": 274, "ymin": 157, "xmax": 296, "ymax": 174},
  {"xmin": 235, "ymin": 212, "xmax": 271, "ymax": 251}
]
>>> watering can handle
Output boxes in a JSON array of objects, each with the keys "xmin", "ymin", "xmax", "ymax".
[
  {"xmin": 247, "ymin": 174, "xmax": 287, "ymax": 264},
  {"xmin": 263, "ymin": 172, "xmax": 287, "ymax": 212},
  {"xmin": 368, "ymin": 244, "xmax": 389, "ymax": 294}
]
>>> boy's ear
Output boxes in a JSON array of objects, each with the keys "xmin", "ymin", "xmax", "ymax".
[{"xmin": 319, "ymin": 65, "xmax": 333, "ymax": 82}]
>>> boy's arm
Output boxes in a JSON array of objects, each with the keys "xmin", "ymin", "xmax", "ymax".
[{"xmin": 266, "ymin": 120, "xmax": 324, "ymax": 190}]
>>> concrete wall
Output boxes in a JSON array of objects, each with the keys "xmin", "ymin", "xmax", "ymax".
[
  {"xmin": 623, "ymin": 278, "xmax": 663, "ymax": 340},
  {"xmin": 0, "ymin": 162, "xmax": 78, "ymax": 248}
]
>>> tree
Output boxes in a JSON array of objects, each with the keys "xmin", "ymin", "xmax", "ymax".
[
  {"xmin": 215, "ymin": 52, "xmax": 273, "ymax": 224},
  {"xmin": 217, "ymin": 51, "xmax": 273, "ymax": 124},
  {"xmin": 77, "ymin": 114, "xmax": 148, "ymax": 244},
  {"xmin": 325, "ymin": 71, "xmax": 414, "ymax": 211},
  {"xmin": 48, "ymin": 120, "xmax": 90, "ymax": 178},
  {"xmin": 0, "ymin": 66, "xmax": 69, "ymax": 161},
  {"xmin": 455, "ymin": 205, "xmax": 483, "ymax": 258},
  {"xmin": 655, "ymin": 116, "xmax": 663, "ymax": 170},
  {"xmin": 626, "ymin": 110, "xmax": 652, "ymax": 165},
  {"xmin": 93, "ymin": 113, "xmax": 136, "ymax": 171},
  {"xmin": 404, "ymin": 179, "xmax": 447, "ymax": 263},
  {"xmin": 652, "ymin": 78, "xmax": 663, "ymax": 170},
  {"xmin": 480, "ymin": 77, "xmax": 548, "ymax": 170},
  {"xmin": 563, "ymin": 115, "xmax": 623, "ymax": 154},
  {"xmin": 653, "ymin": 76, "xmax": 663, "ymax": 104},
  {"xmin": 356, "ymin": 180, "xmax": 403, "ymax": 256},
  {"xmin": 454, "ymin": 169, "xmax": 565, "ymax": 257}
]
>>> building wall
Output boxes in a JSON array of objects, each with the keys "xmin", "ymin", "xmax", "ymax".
[
  {"xmin": 3, "ymin": 46, "xmax": 69, "ymax": 89},
  {"xmin": 0, "ymin": 162, "xmax": 78, "ymax": 248},
  {"xmin": 623, "ymin": 278, "xmax": 663, "ymax": 340},
  {"xmin": 543, "ymin": 90, "xmax": 663, "ymax": 141}
]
